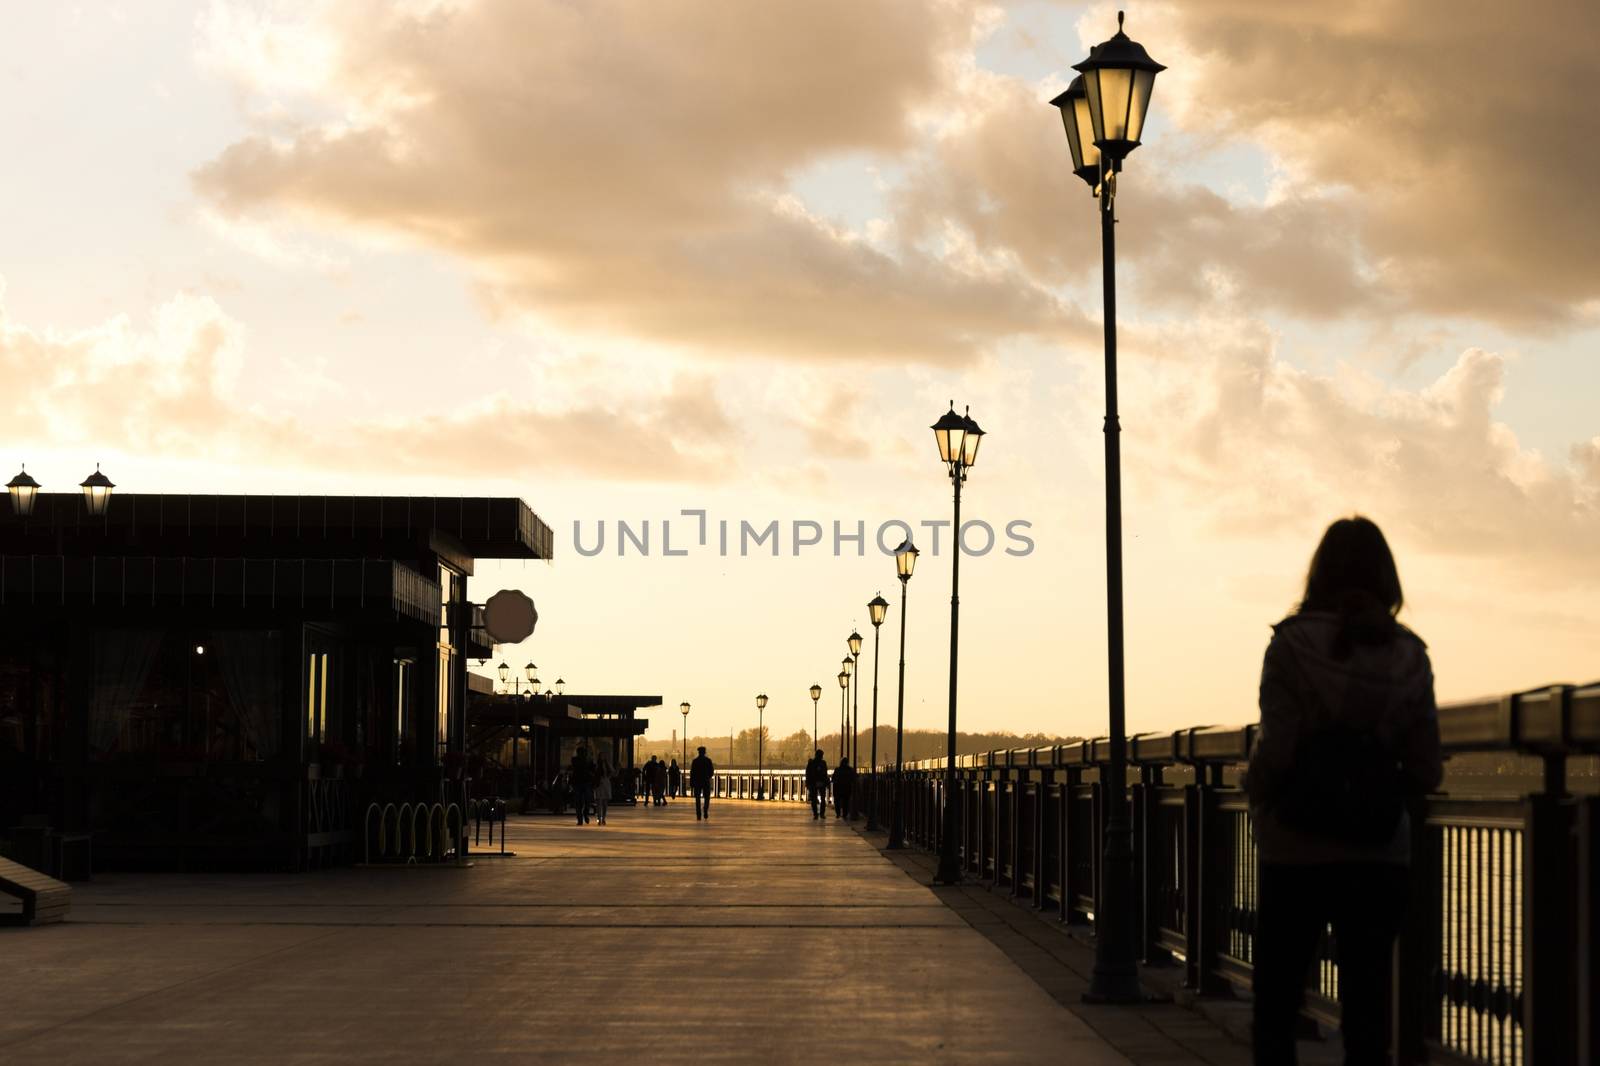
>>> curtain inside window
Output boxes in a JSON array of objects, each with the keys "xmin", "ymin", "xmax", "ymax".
[
  {"xmin": 213, "ymin": 630, "xmax": 282, "ymax": 760},
  {"xmin": 89, "ymin": 629, "xmax": 165, "ymax": 754}
]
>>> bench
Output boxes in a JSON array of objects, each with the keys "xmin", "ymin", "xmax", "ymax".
[{"xmin": 0, "ymin": 856, "xmax": 72, "ymax": 926}]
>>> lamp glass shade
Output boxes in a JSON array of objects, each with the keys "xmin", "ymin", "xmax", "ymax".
[
  {"xmin": 931, "ymin": 405, "xmax": 967, "ymax": 467},
  {"xmin": 868, "ymin": 595, "xmax": 889, "ymax": 627},
  {"xmin": 809, "ymin": 684, "xmax": 822, "ymax": 701},
  {"xmin": 960, "ymin": 413, "xmax": 985, "ymax": 468},
  {"xmin": 1050, "ymin": 76, "xmax": 1102, "ymax": 189},
  {"xmin": 524, "ymin": 662, "xmax": 536, "ymax": 682},
  {"xmin": 894, "ymin": 539, "xmax": 919, "ymax": 580},
  {"xmin": 756, "ymin": 693, "xmax": 767, "ymax": 709},
  {"xmin": 841, "ymin": 656, "xmax": 853, "ymax": 677},
  {"xmin": 554, "ymin": 678, "xmax": 565, "ymax": 696},
  {"xmin": 497, "ymin": 661, "xmax": 511, "ymax": 683},
  {"xmin": 680, "ymin": 701, "xmax": 690, "ymax": 715},
  {"xmin": 80, "ymin": 466, "xmax": 114, "ymax": 517},
  {"xmin": 847, "ymin": 630, "xmax": 863, "ymax": 655},
  {"xmin": 530, "ymin": 677, "xmax": 541, "ymax": 688},
  {"xmin": 837, "ymin": 671, "xmax": 849, "ymax": 689},
  {"xmin": 6, "ymin": 468, "xmax": 39, "ymax": 517},
  {"xmin": 1072, "ymin": 13, "xmax": 1164, "ymax": 162}
]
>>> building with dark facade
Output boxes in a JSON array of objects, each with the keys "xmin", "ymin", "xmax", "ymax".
[{"xmin": 0, "ymin": 491, "xmax": 552, "ymax": 871}]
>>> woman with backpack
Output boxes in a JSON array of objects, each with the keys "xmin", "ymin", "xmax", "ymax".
[{"xmin": 1246, "ymin": 516, "xmax": 1443, "ymax": 1065}]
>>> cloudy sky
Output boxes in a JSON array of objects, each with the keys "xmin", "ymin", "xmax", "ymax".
[{"xmin": 2, "ymin": 0, "xmax": 1596, "ymax": 745}]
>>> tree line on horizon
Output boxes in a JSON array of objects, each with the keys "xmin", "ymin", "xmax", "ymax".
[{"xmin": 635, "ymin": 726, "xmax": 1084, "ymax": 771}]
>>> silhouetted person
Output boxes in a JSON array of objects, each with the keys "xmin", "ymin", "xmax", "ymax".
[
  {"xmin": 570, "ymin": 746, "xmax": 595, "ymax": 826},
  {"xmin": 594, "ymin": 757, "xmax": 612, "ymax": 825},
  {"xmin": 806, "ymin": 750, "xmax": 830, "ymax": 820},
  {"xmin": 668, "ymin": 758, "xmax": 682, "ymax": 799},
  {"xmin": 689, "ymin": 746, "xmax": 715, "ymax": 821},
  {"xmin": 1245, "ymin": 516, "xmax": 1442, "ymax": 1066},
  {"xmin": 651, "ymin": 756, "xmax": 668, "ymax": 805},
  {"xmin": 832, "ymin": 757, "xmax": 855, "ymax": 820},
  {"xmin": 643, "ymin": 756, "xmax": 659, "ymax": 807},
  {"xmin": 630, "ymin": 763, "xmax": 643, "ymax": 804}
]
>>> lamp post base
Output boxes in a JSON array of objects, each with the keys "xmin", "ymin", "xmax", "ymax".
[{"xmin": 932, "ymin": 854, "xmax": 963, "ymax": 886}]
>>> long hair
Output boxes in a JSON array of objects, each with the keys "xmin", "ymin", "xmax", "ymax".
[{"xmin": 1298, "ymin": 516, "xmax": 1403, "ymax": 657}]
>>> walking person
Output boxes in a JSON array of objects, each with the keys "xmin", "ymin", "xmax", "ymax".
[
  {"xmin": 668, "ymin": 758, "xmax": 682, "ymax": 800},
  {"xmin": 806, "ymin": 750, "xmax": 830, "ymax": 820},
  {"xmin": 642, "ymin": 756, "xmax": 658, "ymax": 807},
  {"xmin": 1245, "ymin": 516, "xmax": 1442, "ymax": 1066},
  {"xmin": 594, "ymin": 757, "xmax": 613, "ymax": 825},
  {"xmin": 653, "ymin": 757, "xmax": 668, "ymax": 806},
  {"xmin": 832, "ymin": 756, "xmax": 855, "ymax": 820},
  {"xmin": 570, "ymin": 745, "xmax": 596, "ymax": 826},
  {"xmin": 689, "ymin": 745, "xmax": 715, "ymax": 821}
]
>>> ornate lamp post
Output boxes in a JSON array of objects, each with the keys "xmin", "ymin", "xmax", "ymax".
[
  {"xmin": 840, "ymin": 655, "xmax": 854, "ymax": 766},
  {"xmin": 80, "ymin": 465, "xmax": 114, "ymax": 517},
  {"xmin": 886, "ymin": 539, "xmax": 918, "ymax": 849},
  {"xmin": 680, "ymin": 701, "xmax": 691, "ymax": 764},
  {"xmin": 931, "ymin": 403, "xmax": 983, "ymax": 885},
  {"xmin": 511, "ymin": 662, "xmax": 535, "ymax": 794},
  {"xmin": 809, "ymin": 684, "xmax": 822, "ymax": 754},
  {"xmin": 755, "ymin": 693, "xmax": 768, "ymax": 799},
  {"xmin": 1050, "ymin": 9, "xmax": 1164, "ymax": 1003},
  {"xmin": 866, "ymin": 595, "xmax": 889, "ymax": 831},
  {"xmin": 554, "ymin": 678, "xmax": 565, "ymax": 698},
  {"xmin": 497, "ymin": 661, "xmax": 511, "ymax": 689},
  {"xmin": 7, "ymin": 466, "xmax": 39, "ymax": 516},
  {"xmin": 847, "ymin": 630, "xmax": 863, "ymax": 773},
  {"xmin": 836, "ymin": 670, "xmax": 849, "ymax": 764}
]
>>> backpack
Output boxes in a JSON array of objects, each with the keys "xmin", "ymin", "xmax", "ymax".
[{"xmin": 1275, "ymin": 722, "xmax": 1405, "ymax": 846}]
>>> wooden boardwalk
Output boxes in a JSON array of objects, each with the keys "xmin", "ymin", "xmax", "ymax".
[{"xmin": 1, "ymin": 799, "xmax": 1179, "ymax": 1064}]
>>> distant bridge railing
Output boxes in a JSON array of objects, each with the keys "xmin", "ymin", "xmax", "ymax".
[
  {"xmin": 709, "ymin": 769, "xmax": 811, "ymax": 802},
  {"xmin": 871, "ymin": 682, "xmax": 1598, "ymax": 1066}
]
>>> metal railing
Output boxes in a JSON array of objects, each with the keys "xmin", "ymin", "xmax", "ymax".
[{"xmin": 872, "ymin": 682, "xmax": 1599, "ymax": 1066}]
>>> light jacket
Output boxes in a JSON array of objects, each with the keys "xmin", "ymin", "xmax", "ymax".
[{"xmin": 1245, "ymin": 610, "xmax": 1442, "ymax": 865}]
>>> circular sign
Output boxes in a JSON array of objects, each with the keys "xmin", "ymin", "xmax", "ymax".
[{"xmin": 483, "ymin": 589, "xmax": 538, "ymax": 644}]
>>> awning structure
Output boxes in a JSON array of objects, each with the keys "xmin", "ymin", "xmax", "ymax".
[
  {"xmin": 0, "ymin": 554, "xmax": 442, "ymax": 625},
  {"xmin": 0, "ymin": 494, "xmax": 554, "ymax": 563}
]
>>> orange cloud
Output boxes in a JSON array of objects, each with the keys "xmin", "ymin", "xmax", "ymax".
[{"xmin": 194, "ymin": 0, "xmax": 1086, "ymax": 365}]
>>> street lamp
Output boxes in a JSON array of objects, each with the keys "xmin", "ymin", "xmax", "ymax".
[
  {"xmin": 80, "ymin": 464, "xmax": 114, "ymax": 517},
  {"xmin": 887, "ymin": 539, "xmax": 919, "ymax": 849},
  {"xmin": 755, "ymin": 693, "xmax": 768, "ymax": 799},
  {"xmin": 809, "ymin": 684, "xmax": 822, "ymax": 754},
  {"xmin": 680, "ymin": 701, "xmax": 690, "ymax": 764},
  {"xmin": 836, "ymin": 671, "xmax": 849, "ymax": 765},
  {"xmin": 840, "ymin": 655, "xmax": 854, "ymax": 766},
  {"xmin": 498, "ymin": 661, "xmax": 511, "ymax": 687},
  {"xmin": 524, "ymin": 662, "xmax": 536, "ymax": 684},
  {"xmin": 6, "ymin": 466, "xmax": 39, "ymax": 517},
  {"xmin": 847, "ymin": 629, "xmax": 863, "ymax": 774},
  {"xmin": 554, "ymin": 678, "xmax": 565, "ymax": 698},
  {"xmin": 931, "ymin": 402, "xmax": 983, "ymax": 885},
  {"xmin": 866, "ymin": 595, "xmax": 889, "ymax": 831},
  {"xmin": 1051, "ymin": 8, "xmax": 1164, "ymax": 1004}
]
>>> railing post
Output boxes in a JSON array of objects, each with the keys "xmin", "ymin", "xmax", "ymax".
[
  {"xmin": 1524, "ymin": 790, "xmax": 1579, "ymax": 1066},
  {"xmin": 1578, "ymin": 794, "xmax": 1598, "ymax": 1066},
  {"xmin": 1034, "ymin": 769, "xmax": 1052, "ymax": 911},
  {"xmin": 1185, "ymin": 770, "xmax": 1228, "ymax": 995},
  {"xmin": 1137, "ymin": 764, "xmax": 1172, "ymax": 965},
  {"xmin": 1091, "ymin": 775, "xmax": 1105, "ymax": 925},
  {"xmin": 1063, "ymin": 767, "xmax": 1084, "ymax": 923}
]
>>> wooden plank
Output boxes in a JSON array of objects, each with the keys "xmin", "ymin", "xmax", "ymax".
[{"xmin": 0, "ymin": 856, "xmax": 72, "ymax": 926}]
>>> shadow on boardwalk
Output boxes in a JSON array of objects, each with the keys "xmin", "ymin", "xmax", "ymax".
[{"xmin": 7, "ymin": 799, "xmax": 1140, "ymax": 1065}]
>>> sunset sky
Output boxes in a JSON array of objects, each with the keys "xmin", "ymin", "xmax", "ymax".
[{"xmin": 2, "ymin": 0, "xmax": 1596, "ymax": 745}]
